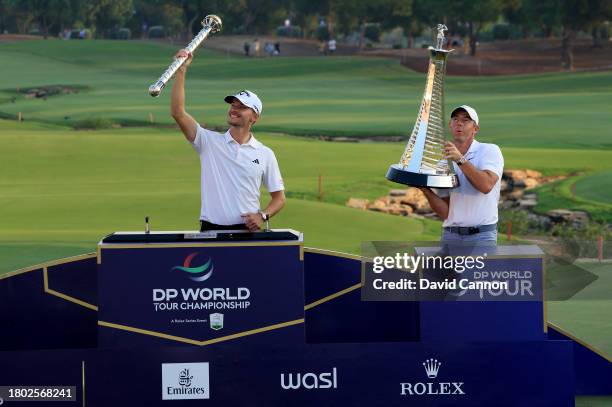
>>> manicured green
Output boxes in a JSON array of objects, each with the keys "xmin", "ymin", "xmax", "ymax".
[
  {"xmin": 574, "ymin": 171, "xmax": 612, "ymax": 205},
  {"xmin": 533, "ymin": 174, "xmax": 612, "ymax": 222},
  {"xmin": 1, "ymin": 40, "xmax": 611, "ymax": 148},
  {"xmin": 0, "ymin": 121, "xmax": 443, "ymax": 273}
]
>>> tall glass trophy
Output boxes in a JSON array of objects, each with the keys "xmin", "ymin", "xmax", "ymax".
[{"xmin": 385, "ymin": 24, "xmax": 459, "ymax": 188}]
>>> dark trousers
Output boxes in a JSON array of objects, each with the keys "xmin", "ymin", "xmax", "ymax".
[{"xmin": 200, "ymin": 220, "xmax": 248, "ymax": 232}]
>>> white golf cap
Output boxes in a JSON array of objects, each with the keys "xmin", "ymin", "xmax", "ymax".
[
  {"xmin": 451, "ymin": 105, "xmax": 479, "ymax": 125},
  {"xmin": 224, "ymin": 90, "xmax": 263, "ymax": 116}
]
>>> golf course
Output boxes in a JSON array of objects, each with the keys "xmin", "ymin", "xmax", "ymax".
[{"xmin": 1, "ymin": 39, "xmax": 611, "ymax": 392}]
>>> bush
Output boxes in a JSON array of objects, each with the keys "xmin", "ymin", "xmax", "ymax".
[
  {"xmin": 148, "ymin": 26, "xmax": 167, "ymax": 39},
  {"xmin": 231, "ymin": 25, "xmax": 246, "ymax": 35},
  {"xmin": 492, "ymin": 24, "xmax": 511, "ymax": 40},
  {"xmin": 70, "ymin": 29, "xmax": 92, "ymax": 39},
  {"xmin": 364, "ymin": 23, "xmax": 381, "ymax": 42},
  {"xmin": 118, "ymin": 28, "xmax": 131, "ymax": 40},
  {"xmin": 316, "ymin": 25, "xmax": 329, "ymax": 42},
  {"xmin": 381, "ymin": 27, "xmax": 406, "ymax": 48},
  {"xmin": 277, "ymin": 25, "xmax": 302, "ymax": 38},
  {"xmin": 498, "ymin": 209, "xmax": 531, "ymax": 235},
  {"xmin": 73, "ymin": 117, "xmax": 115, "ymax": 130}
]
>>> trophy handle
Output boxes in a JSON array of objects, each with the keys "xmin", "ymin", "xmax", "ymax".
[{"xmin": 148, "ymin": 15, "xmax": 223, "ymax": 97}]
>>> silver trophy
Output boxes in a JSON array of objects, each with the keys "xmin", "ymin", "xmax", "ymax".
[
  {"xmin": 148, "ymin": 15, "xmax": 222, "ymax": 97},
  {"xmin": 386, "ymin": 24, "xmax": 458, "ymax": 188}
]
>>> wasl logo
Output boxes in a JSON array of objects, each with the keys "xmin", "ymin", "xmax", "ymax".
[
  {"xmin": 172, "ymin": 252, "xmax": 213, "ymax": 282},
  {"xmin": 400, "ymin": 358, "xmax": 465, "ymax": 396},
  {"xmin": 280, "ymin": 368, "xmax": 338, "ymax": 390}
]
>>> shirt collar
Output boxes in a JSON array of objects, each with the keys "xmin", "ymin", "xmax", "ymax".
[
  {"xmin": 465, "ymin": 139, "xmax": 480, "ymax": 157},
  {"xmin": 224, "ymin": 130, "xmax": 261, "ymax": 149}
]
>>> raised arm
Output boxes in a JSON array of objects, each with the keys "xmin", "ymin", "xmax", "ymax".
[{"xmin": 170, "ymin": 49, "xmax": 198, "ymax": 143}]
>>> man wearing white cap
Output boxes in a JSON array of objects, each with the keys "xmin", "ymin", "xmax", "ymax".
[
  {"xmin": 170, "ymin": 49, "xmax": 285, "ymax": 232},
  {"xmin": 419, "ymin": 105, "xmax": 504, "ymax": 243}
]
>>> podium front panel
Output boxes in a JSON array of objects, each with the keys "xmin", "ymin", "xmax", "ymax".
[{"xmin": 97, "ymin": 238, "xmax": 304, "ymax": 347}]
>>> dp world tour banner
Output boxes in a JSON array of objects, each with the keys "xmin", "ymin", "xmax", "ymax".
[{"xmin": 97, "ymin": 241, "xmax": 304, "ymax": 347}]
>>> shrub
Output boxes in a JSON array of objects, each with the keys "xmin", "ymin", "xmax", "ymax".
[
  {"xmin": 73, "ymin": 117, "xmax": 114, "ymax": 130},
  {"xmin": 277, "ymin": 25, "xmax": 302, "ymax": 38},
  {"xmin": 498, "ymin": 209, "xmax": 530, "ymax": 235},
  {"xmin": 492, "ymin": 24, "xmax": 511, "ymax": 40},
  {"xmin": 316, "ymin": 25, "xmax": 330, "ymax": 42},
  {"xmin": 118, "ymin": 28, "xmax": 131, "ymax": 40},
  {"xmin": 148, "ymin": 26, "xmax": 167, "ymax": 39},
  {"xmin": 364, "ymin": 23, "xmax": 381, "ymax": 42},
  {"xmin": 70, "ymin": 28, "xmax": 92, "ymax": 40}
]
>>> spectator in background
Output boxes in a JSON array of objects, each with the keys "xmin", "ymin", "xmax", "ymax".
[
  {"xmin": 253, "ymin": 39, "xmax": 260, "ymax": 57},
  {"xmin": 274, "ymin": 42, "xmax": 281, "ymax": 56},
  {"xmin": 319, "ymin": 41, "xmax": 327, "ymax": 55},
  {"xmin": 328, "ymin": 38, "xmax": 337, "ymax": 54},
  {"xmin": 243, "ymin": 41, "xmax": 251, "ymax": 57},
  {"xmin": 264, "ymin": 42, "xmax": 274, "ymax": 57}
]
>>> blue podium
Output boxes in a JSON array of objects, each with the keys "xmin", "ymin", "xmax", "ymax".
[
  {"xmin": 97, "ymin": 230, "xmax": 304, "ymax": 347},
  {"xmin": 0, "ymin": 232, "xmax": 609, "ymax": 406}
]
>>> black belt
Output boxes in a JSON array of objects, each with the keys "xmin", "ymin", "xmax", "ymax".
[
  {"xmin": 444, "ymin": 224, "xmax": 497, "ymax": 235},
  {"xmin": 200, "ymin": 220, "xmax": 248, "ymax": 232}
]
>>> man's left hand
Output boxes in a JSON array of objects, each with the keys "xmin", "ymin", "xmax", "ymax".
[
  {"xmin": 444, "ymin": 141, "xmax": 463, "ymax": 162},
  {"xmin": 241, "ymin": 213, "xmax": 263, "ymax": 232}
]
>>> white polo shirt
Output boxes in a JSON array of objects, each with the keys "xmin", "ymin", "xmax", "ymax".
[
  {"xmin": 436, "ymin": 139, "xmax": 504, "ymax": 227},
  {"xmin": 191, "ymin": 124, "xmax": 284, "ymax": 225}
]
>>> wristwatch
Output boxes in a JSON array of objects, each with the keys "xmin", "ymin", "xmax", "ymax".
[
  {"xmin": 457, "ymin": 156, "xmax": 467, "ymax": 166},
  {"xmin": 259, "ymin": 211, "xmax": 270, "ymax": 232}
]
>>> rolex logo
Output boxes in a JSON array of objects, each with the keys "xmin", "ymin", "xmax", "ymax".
[
  {"xmin": 423, "ymin": 358, "xmax": 441, "ymax": 379},
  {"xmin": 400, "ymin": 358, "xmax": 465, "ymax": 396}
]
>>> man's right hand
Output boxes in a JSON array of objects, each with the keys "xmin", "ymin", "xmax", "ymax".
[{"xmin": 175, "ymin": 49, "xmax": 193, "ymax": 74}]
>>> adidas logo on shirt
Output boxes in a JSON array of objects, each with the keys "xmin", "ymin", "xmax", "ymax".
[{"xmin": 252, "ymin": 159, "xmax": 260, "ymax": 164}]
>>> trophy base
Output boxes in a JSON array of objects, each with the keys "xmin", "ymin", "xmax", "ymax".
[{"xmin": 386, "ymin": 164, "xmax": 459, "ymax": 189}]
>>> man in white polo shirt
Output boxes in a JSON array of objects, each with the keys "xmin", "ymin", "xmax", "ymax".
[
  {"xmin": 170, "ymin": 49, "xmax": 285, "ymax": 232},
  {"xmin": 419, "ymin": 105, "xmax": 504, "ymax": 243}
]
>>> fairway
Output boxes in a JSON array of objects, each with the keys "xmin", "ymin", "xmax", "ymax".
[
  {"xmin": 1, "ymin": 40, "xmax": 611, "ymax": 148},
  {"xmin": 0, "ymin": 120, "xmax": 444, "ymax": 273}
]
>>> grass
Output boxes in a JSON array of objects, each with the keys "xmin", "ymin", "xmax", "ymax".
[
  {"xmin": 0, "ymin": 121, "xmax": 444, "ymax": 273},
  {"xmin": 533, "ymin": 174, "xmax": 612, "ymax": 223},
  {"xmin": 0, "ymin": 40, "xmax": 611, "ymax": 148},
  {"xmin": 575, "ymin": 171, "xmax": 612, "ymax": 205}
]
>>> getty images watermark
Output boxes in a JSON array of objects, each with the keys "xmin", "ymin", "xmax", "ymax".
[{"xmin": 360, "ymin": 242, "xmax": 544, "ymax": 302}]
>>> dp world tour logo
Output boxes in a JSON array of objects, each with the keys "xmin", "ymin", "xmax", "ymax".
[{"xmin": 172, "ymin": 252, "xmax": 214, "ymax": 282}]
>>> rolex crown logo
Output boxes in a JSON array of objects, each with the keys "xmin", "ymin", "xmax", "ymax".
[{"xmin": 422, "ymin": 358, "xmax": 442, "ymax": 379}]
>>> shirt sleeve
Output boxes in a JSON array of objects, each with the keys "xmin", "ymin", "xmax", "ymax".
[
  {"xmin": 263, "ymin": 149, "xmax": 285, "ymax": 192},
  {"xmin": 432, "ymin": 188, "xmax": 450, "ymax": 198},
  {"xmin": 190, "ymin": 124, "xmax": 208, "ymax": 154},
  {"xmin": 480, "ymin": 144, "xmax": 504, "ymax": 178}
]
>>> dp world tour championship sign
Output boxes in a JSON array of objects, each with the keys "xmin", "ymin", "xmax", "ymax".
[{"xmin": 97, "ymin": 236, "xmax": 304, "ymax": 347}]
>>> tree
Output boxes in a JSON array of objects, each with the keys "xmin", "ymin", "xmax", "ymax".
[
  {"xmin": 448, "ymin": 0, "xmax": 503, "ymax": 56},
  {"xmin": 82, "ymin": 0, "xmax": 133, "ymax": 37},
  {"xmin": 535, "ymin": 0, "xmax": 612, "ymax": 70}
]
